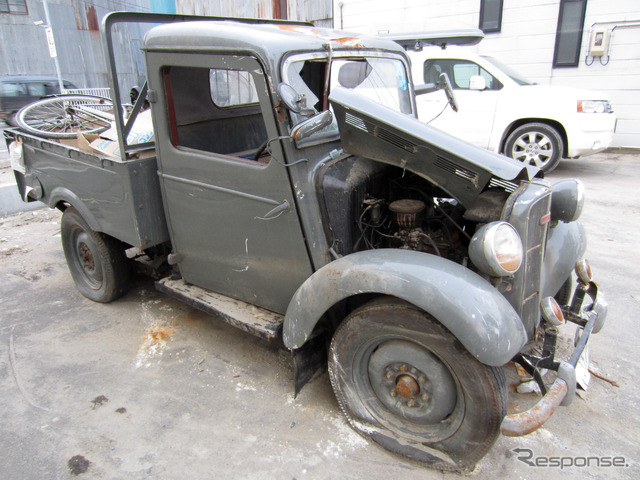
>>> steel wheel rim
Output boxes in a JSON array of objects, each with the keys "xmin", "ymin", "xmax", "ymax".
[
  {"xmin": 74, "ymin": 231, "xmax": 103, "ymax": 289},
  {"xmin": 511, "ymin": 131, "xmax": 554, "ymax": 168},
  {"xmin": 353, "ymin": 336, "xmax": 465, "ymax": 441}
]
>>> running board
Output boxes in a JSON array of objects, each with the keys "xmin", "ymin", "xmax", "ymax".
[{"xmin": 155, "ymin": 277, "xmax": 284, "ymax": 341}]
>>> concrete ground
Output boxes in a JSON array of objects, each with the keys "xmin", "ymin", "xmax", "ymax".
[{"xmin": 1, "ymin": 133, "xmax": 638, "ymax": 479}]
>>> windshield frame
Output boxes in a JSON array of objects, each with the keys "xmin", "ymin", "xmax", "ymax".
[
  {"xmin": 481, "ymin": 56, "xmax": 533, "ymax": 86},
  {"xmin": 281, "ymin": 50, "xmax": 416, "ymax": 147}
]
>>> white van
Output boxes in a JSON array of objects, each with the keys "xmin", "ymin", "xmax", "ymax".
[{"xmin": 405, "ymin": 45, "xmax": 616, "ymax": 172}]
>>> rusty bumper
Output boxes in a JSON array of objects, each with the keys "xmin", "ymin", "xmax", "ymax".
[
  {"xmin": 501, "ymin": 282, "xmax": 607, "ymax": 437},
  {"xmin": 501, "ymin": 361, "xmax": 576, "ymax": 437}
]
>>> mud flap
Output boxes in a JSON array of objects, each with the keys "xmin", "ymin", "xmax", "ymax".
[{"xmin": 292, "ymin": 334, "xmax": 327, "ymax": 397}]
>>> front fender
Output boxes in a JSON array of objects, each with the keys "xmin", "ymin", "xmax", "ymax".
[
  {"xmin": 541, "ymin": 221, "xmax": 587, "ymax": 297},
  {"xmin": 283, "ymin": 249, "xmax": 527, "ymax": 367}
]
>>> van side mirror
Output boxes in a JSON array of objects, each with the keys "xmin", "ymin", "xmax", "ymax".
[{"xmin": 469, "ymin": 75, "xmax": 486, "ymax": 91}]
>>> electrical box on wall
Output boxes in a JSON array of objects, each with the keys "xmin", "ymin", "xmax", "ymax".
[{"xmin": 589, "ymin": 28, "xmax": 610, "ymax": 57}]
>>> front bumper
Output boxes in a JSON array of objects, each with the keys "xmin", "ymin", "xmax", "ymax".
[
  {"xmin": 566, "ymin": 113, "xmax": 616, "ymax": 158},
  {"xmin": 501, "ymin": 281, "xmax": 607, "ymax": 437}
]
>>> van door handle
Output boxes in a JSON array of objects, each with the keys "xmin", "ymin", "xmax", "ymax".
[{"xmin": 255, "ymin": 200, "xmax": 290, "ymax": 220}]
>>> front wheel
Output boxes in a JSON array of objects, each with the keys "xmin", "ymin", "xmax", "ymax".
[
  {"xmin": 328, "ymin": 299, "xmax": 507, "ymax": 472},
  {"xmin": 505, "ymin": 122, "xmax": 563, "ymax": 172},
  {"xmin": 61, "ymin": 207, "xmax": 130, "ymax": 303}
]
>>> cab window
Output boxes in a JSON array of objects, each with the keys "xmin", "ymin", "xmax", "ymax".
[
  {"xmin": 163, "ymin": 64, "xmax": 268, "ymax": 161},
  {"xmin": 424, "ymin": 59, "xmax": 503, "ymax": 91}
]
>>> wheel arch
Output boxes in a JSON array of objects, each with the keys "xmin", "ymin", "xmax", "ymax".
[
  {"xmin": 283, "ymin": 249, "xmax": 527, "ymax": 367},
  {"xmin": 50, "ymin": 187, "xmax": 102, "ymax": 232},
  {"xmin": 500, "ymin": 118, "xmax": 568, "ymax": 158}
]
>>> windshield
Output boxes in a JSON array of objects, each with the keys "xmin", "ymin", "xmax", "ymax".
[
  {"xmin": 481, "ymin": 56, "xmax": 533, "ymax": 86},
  {"xmin": 283, "ymin": 54, "xmax": 413, "ymax": 144}
]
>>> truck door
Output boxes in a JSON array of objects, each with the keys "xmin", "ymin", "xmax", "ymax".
[
  {"xmin": 417, "ymin": 58, "xmax": 500, "ymax": 148},
  {"xmin": 147, "ymin": 52, "xmax": 313, "ymax": 314}
]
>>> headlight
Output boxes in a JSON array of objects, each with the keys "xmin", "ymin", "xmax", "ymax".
[
  {"xmin": 469, "ymin": 222, "xmax": 523, "ymax": 277},
  {"xmin": 577, "ymin": 100, "xmax": 612, "ymax": 113},
  {"xmin": 551, "ymin": 179, "xmax": 584, "ymax": 223}
]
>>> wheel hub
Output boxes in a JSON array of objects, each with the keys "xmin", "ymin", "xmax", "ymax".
[
  {"xmin": 368, "ymin": 340, "xmax": 457, "ymax": 425},
  {"xmin": 395, "ymin": 374, "xmax": 420, "ymax": 399},
  {"xmin": 78, "ymin": 242, "xmax": 96, "ymax": 272}
]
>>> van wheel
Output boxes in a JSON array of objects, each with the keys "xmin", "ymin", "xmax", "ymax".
[
  {"xmin": 328, "ymin": 300, "xmax": 507, "ymax": 472},
  {"xmin": 61, "ymin": 207, "xmax": 130, "ymax": 303},
  {"xmin": 505, "ymin": 123, "xmax": 563, "ymax": 172}
]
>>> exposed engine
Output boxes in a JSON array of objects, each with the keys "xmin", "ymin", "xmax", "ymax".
[
  {"xmin": 321, "ymin": 156, "xmax": 486, "ymax": 265},
  {"xmin": 357, "ymin": 195, "xmax": 467, "ymax": 263}
]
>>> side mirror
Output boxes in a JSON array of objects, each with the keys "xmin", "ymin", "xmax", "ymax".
[
  {"xmin": 278, "ymin": 83, "xmax": 315, "ymax": 116},
  {"xmin": 469, "ymin": 75, "xmax": 486, "ymax": 91},
  {"xmin": 439, "ymin": 72, "xmax": 459, "ymax": 112},
  {"xmin": 414, "ymin": 83, "xmax": 438, "ymax": 95},
  {"xmin": 291, "ymin": 110, "xmax": 333, "ymax": 142}
]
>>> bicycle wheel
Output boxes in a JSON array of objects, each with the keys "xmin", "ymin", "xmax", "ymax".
[{"xmin": 16, "ymin": 95, "xmax": 115, "ymax": 139}]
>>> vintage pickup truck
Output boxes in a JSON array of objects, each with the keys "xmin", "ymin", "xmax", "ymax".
[{"xmin": 5, "ymin": 12, "xmax": 607, "ymax": 472}]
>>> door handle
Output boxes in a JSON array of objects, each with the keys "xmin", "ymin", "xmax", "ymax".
[{"xmin": 255, "ymin": 200, "xmax": 290, "ymax": 220}]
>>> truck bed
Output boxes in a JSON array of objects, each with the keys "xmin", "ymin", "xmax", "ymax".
[{"xmin": 7, "ymin": 129, "xmax": 169, "ymax": 250}]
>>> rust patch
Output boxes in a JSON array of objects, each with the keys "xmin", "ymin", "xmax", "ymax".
[
  {"xmin": 148, "ymin": 325, "xmax": 174, "ymax": 344},
  {"xmin": 276, "ymin": 25, "xmax": 322, "ymax": 36},
  {"xmin": 501, "ymin": 379, "xmax": 568, "ymax": 436},
  {"xmin": 396, "ymin": 375, "xmax": 419, "ymax": 399},
  {"xmin": 85, "ymin": 4, "xmax": 99, "ymax": 32},
  {"xmin": 332, "ymin": 37, "xmax": 365, "ymax": 48}
]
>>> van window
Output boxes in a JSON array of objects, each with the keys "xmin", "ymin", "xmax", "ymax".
[
  {"xmin": 27, "ymin": 83, "xmax": 46, "ymax": 96},
  {"xmin": 424, "ymin": 59, "xmax": 503, "ymax": 91},
  {"xmin": 1, "ymin": 82, "xmax": 26, "ymax": 96}
]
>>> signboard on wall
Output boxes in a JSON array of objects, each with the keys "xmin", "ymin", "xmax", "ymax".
[{"xmin": 45, "ymin": 27, "xmax": 57, "ymax": 58}]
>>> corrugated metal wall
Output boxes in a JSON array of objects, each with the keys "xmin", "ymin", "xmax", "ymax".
[
  {"xmin": 175, "ymin": 0, "xmax": 332, "ymax": 26},
  {"xmin": 1, "ymin": 0, "xmax": 332, "ymax": 91},
  {"xmin": 0, "ymin": 0, "xmax": 152, "ymax": 90}
]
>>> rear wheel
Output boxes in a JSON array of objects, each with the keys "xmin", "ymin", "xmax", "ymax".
[
  {"xmin": 61, "ymin": 207, "xmax": 130, "ymax": 303},
  {"xmin": 328, "ymin": 299, "xmax": 507, "ymax": 472},
  {"xmin": 505, "ymin": 122, "xmax": 563, "ymax": 172}
]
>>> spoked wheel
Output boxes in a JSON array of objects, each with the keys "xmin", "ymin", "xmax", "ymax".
[
  {"xmin": 61, "ymin": 207, "xmax": 130, "ymax": 303},
  {"xmin": 328, "ymin": 299, "xmax": 507, "ymax": 472},
  {"xmin": 505, "ymin": 122, "xmax": 563, "ymax": 172},
  {"xmin": 16, "ymin": 95, "xmax": 115, "ymax": 139}
]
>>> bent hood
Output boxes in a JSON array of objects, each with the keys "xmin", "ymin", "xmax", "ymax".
[{"xmin": 329, "ymin": 87, "xmax": 541, "ymax": 207}]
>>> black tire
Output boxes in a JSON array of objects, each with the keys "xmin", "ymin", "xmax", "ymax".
[
  {"xmin": 61, "ymin": 207, "xmax": 130, "ymax": 303},
  {"xmin": 328, "ymin": 299, "xmax": 507, "ymax": 472},
  {"xmin": 505, "ymin": 122, "xmax": 563, "ymax": 172}
]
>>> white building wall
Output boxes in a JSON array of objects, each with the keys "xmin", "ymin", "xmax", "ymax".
[{"xmin": 334, "ymin": 0, "xmax": 640, "ymax": 147}]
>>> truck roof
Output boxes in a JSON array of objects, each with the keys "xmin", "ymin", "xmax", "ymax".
[{"xmin": 142, "ymin": 21, "xmax": 406, "ymax": 61}]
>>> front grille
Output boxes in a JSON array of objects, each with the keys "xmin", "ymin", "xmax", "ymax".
[{"xmin": 501, "ymin": 183, "xmax": 552, "ymax": 338}]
